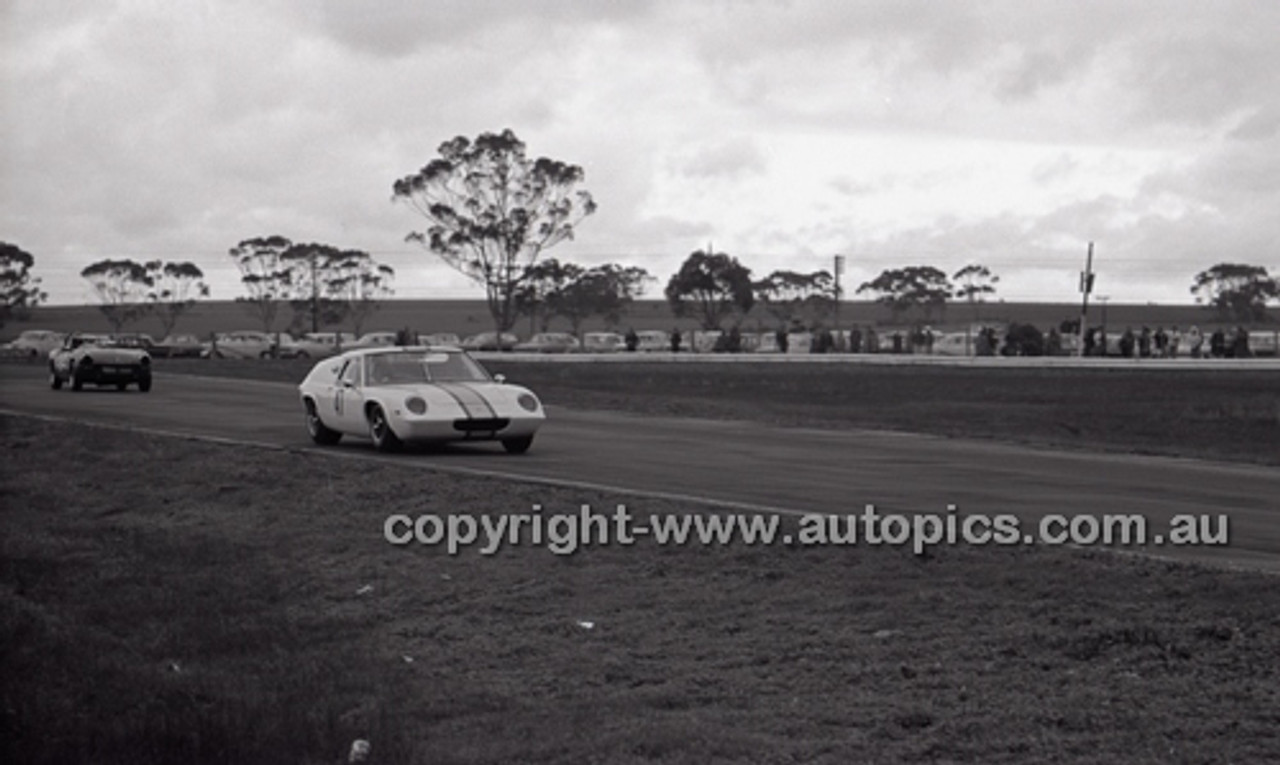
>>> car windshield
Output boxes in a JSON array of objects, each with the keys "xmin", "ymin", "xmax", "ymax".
[
  {"xmin": 363, "ymin": 351, "xmax": 490, "ymax": 385},
  {"xmin": 68, "ymin": 336, "xmax": 101, "ymax": 349}
]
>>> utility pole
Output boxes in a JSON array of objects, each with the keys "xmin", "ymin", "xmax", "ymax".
[
  {"xmin": 833, "ymin": 254, "xmax": 845, "ymax": 342},
  {"xmin": 1077, "ymin": 242, "xmax": 1095, "ymax": 357}
]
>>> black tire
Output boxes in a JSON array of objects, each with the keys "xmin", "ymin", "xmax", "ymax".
[
  {"xmin": 117, "ymin": 382, "xmax": 128, "ymax": 391},
  {"xmin": 368, "ymin": 405, "xmax": 402, "ymax": 452},
  {"xmin": 305, "ymin": 400, "xmax": 342, "ymax": 445},
  {"xmin": 502, "ymin": 435, "xmax": 534, "ymax": 454},
  {"xmin": 138, "ymin": 377, "xmax": 152, "ymax": 393},
  {"xmin": 50, "ymin": 370, "xmax": 63, "ymax": 390},
  {"xmin": 259, "ymin": 350, "xmax": 273, "ymax": 359},
  {"xmin": 71, "ymin": 370, "xmax": 84, "ymax": 391}
]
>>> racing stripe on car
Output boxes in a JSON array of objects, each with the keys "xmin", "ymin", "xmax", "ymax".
[
  {"xmin": 430, "ymin": 383, "xmax": 476, "ymax": 418},
  {"xmin": 433, "ymin": 382, "xmax": 488, "ymax": 419},
  {"xmin": 453, "ymin": 382, "xmax": 499, "ymax": 419}
]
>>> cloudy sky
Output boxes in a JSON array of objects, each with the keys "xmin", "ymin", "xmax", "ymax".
[{"xmin": 3, "ymin": 0, "xmax": 1278, "ymax": 306}]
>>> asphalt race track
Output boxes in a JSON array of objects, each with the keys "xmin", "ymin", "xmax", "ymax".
[{"xmin": 2, "ymin": 364, "xmax": 1277, "ymax": 572}]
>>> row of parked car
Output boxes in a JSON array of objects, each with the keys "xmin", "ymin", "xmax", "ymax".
[
  {"xmin": 0, "ymin": 328, "xmax": 585, "ymax": 360},
  {"xmin": 5, "ymin": 326, "xmax": 1278, "ymax": 361}
]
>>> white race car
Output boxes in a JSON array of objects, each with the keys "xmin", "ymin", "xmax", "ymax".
[{"xmin": 297, "ymin": 347, "xmax": 544, "ymax": 453}]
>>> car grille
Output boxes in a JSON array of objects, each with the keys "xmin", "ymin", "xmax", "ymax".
[{"xmin": 452, "ymin": 418, "xmax": 510, "ymax": 432}]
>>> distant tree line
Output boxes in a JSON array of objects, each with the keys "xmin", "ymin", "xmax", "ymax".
[{"xmin": 4, "ymin": 127, "xmax": 1279, "ymax": 337}]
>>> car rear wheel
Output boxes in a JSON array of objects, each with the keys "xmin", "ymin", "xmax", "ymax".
[
  {"xmin": 305, "ymin": 400, "xmax": 342, "ymax": 445},
  {"xmin": 502, "ymin": 435, "xmax": 534, "ymax": 455},
  {"xmin": 71, "ymin": 370, "xmax": 84, "ymax": 391},
  {"xmin": 117, "ymin": 382, "xmax": 127, "ymax": 391},
  {"xmin": 368, "ymin": 405, "xmax": 402, "ymax": 452},
  {"xmin": 138, "ymin": 377, "xmax": 152, "ymax": 393}
]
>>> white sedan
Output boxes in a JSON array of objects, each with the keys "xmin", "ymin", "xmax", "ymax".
[{"xmin": 297, "ymin": 347, "xmax": 544, "ymax": 453}]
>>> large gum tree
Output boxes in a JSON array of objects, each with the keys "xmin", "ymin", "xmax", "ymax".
[
  {"xmin": 392, "ymin": 129, "xmax": 597, "ymax": 334},
  {"xmin": 1, "ymin": 241, "xmax": 47, "ymax": 328}
]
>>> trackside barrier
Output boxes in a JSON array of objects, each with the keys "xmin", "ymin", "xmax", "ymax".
[{"xmin": 472, "ymin": 352, "xmax": 1280, "ymax": 370}]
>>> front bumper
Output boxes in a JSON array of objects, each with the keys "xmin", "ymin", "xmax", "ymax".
[
  {"xmin": 76, "ymin": 363, "xmax": 150, "ymax": 384},
  {"xmin": 390, "ymin": 414, "xmax": 542, "ymax": 443}
]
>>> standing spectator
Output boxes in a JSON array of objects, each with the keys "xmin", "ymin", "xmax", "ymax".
[
  {"xmin": 670, "ymin": 327, "xmax": 682, "ymax": 353},
  {"xmin": 624, "ymin": 327, "xmax": 639, "ymax": 352},
  {"xmin": 1188, "ymin": 325, "xmax": 1204, "ymax": 358},
  {"xmin": 1120, "ymin": 328, "xmax": 1135, "ymax": 358},
  {"xmin": 1209, "ymin": 328, "xmax": 1226, "ymax": 358},
  {"xmin": 1083, "ymin": 327, "xmax": 1097, "ymax": 357},
  {"xmin": 726, "ymin": 325, "xmax": 743, "ymax": 353},
  {"xmin": 975, "ymin": 328, "xmax": 992, "ymax": 356},
  {"xmin": 1047, "ymin": 327, "xmax": 1063, "ymax": 356},
  {"xmin": 1154, "ymin": 327, "xmax": 1168, "ymax": 357},
  {"xmin": 811, "ymin": 327, "xmax": 834, "ymax": 354},
  {"xmin": 1232, "ymin": 326, "xmax": 1251, "ymax": 359},
  {"xmin": 1138, "ymin": 326, "xmax": 1152, "ymax": 358},
  {"xmin": 1168, "ymin": 326, "xmax": 1182, "ymax": 359},
  {"xmin": 775, "ymin": 328, "xmax": 789, "ymax": 353},
  {"xmin": 866, "ymin": 327, "xmax": 880, "ymax": 354},
  {"xmin": 850, "ymin": 326, "xmax": 863, "ymax": 354}
]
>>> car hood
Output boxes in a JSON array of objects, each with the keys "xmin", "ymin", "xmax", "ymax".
[{"xmin": 366, "ymin": 380, "xmax": 541, "ymax": 414}]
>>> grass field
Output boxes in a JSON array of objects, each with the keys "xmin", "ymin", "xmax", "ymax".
[
  {"xmin": 143, "ymin": 356, "xmax": 1280, "ymax": 466},
  {"xmin": 3, "ymin": 415, "xmax": 1278, "ymax": 764}
]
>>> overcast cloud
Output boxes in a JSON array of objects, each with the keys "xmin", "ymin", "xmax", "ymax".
[{"xmin": 3, "ymin": 0, "xmax": 1277, "ymax": 305}]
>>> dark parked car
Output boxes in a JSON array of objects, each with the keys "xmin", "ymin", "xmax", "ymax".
[{"xmin": 154, "ymin": 333, "xmax": 206, "ymax": 358}]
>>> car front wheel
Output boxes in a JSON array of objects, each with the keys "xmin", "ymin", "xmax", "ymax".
[
  {"xmin": 71, "ymin": 369, "xmax": 84, "ymax": 391},
  {"xmin": 138, "ymin": 377, "xmax": 152, "ymax": 393},
  {"xmin": 502, "ymin": 435, "xmax": 534, "ymax": 455},
  {"xmin": 368, "ymin": 405, "xmax": 402, "ymax": 452},
  {"xmin": 305, "ymin": 400, "xmax": 342, "ymax": 445},
  {"xmin": 50, "ymin": 370, "xmax": 63, "ymax": 390}
]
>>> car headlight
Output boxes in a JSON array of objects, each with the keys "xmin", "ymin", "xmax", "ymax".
[
  {"xmin": 405, "ymin": 396, "xmax": 427, "ymax": 415},
  {"xmin": 517, "ymin": 393, "xmax": 540, "ymax": 412}
]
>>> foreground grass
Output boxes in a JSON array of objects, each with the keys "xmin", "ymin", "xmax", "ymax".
[
  {"xmin": 2, "ymin": 415, "xmax": 1278, "ymax": 764},
  {"xmin": 150, "ymin": 357, "xmax": 1280, "ymax": 465}
]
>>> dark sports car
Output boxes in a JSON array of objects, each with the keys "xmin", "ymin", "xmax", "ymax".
[{"xmin": 49, "ymin": 334, "xmax": 152, "ymax": 392}]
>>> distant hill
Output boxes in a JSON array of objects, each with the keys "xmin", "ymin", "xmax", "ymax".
[{"xmin": 4, "ymin": 299, "xmax": 1270, "ymax": 341}]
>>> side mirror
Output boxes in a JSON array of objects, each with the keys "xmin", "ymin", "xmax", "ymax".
[{"xmin": 494, "ymin": 373, "xmax": 507, "ymax": 384}]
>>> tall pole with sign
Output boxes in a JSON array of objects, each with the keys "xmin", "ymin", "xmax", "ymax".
[{"xmin": 1078, "ymin": 242, "xmax": 1095, "ymax": 357}]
